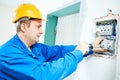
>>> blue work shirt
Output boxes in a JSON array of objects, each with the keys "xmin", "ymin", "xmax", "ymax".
[{"xmin": 0, "ymin": 34, "xmax": 93, "ymax": 80}]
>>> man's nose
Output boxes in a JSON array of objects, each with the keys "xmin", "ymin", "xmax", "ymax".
[{"xmin": 40, "ymin": 29, "xmax": 43, "ymax": 34}]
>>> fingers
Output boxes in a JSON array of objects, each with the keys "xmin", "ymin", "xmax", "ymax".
[
  {"xmin": 96, "ymin": 37, "xmax": 105, "ymax": 44},
  {"xmin": 75, "ymin": 42, "xmax": 89, "ymax": 55},
  {"xmin": 76, "ymin": 37, "xmax": 107, "ymax": 54},
  {"xmin": 93, "ymin": 36, "xmax": 105, "ymax": 47},
  {"xmin": 93, "ymin": 37, "xmax": 107, "ymax": 53},
  {"xmin": 93, "ymin": 47, "xmax": 107, "ymax": 53}
]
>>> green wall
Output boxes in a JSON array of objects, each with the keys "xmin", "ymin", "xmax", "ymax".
[{"xmin": 44, "ymin": 15, "xmax": 58, "ymax": 45}]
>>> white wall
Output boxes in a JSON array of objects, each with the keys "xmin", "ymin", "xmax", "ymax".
[
  {"xmin": 79, "ymin": 0, "xmax": 120, "ymax": 42},
  {"xmin": 55, "ymin": 0, "xmax": 120, "ymax": 80},
  {"xmin": 55, "ymin": 13, "xmax": 80, "ymax": 45},
  {"xmin": 0, "ymin": 4, "xmax": 16, "ymax": 45},
  {"xmin": 73, "ymin": 0, "xmax": 120, "ymax": 80}
]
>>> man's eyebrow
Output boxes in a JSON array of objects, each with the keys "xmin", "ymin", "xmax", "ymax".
[{"xmin": 36, "ymin": 24, "xmax": 42, "ymax": 27}]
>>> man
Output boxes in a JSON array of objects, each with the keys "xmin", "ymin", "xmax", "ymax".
[{"xmin": 0, "ymin": 3, "xmax": 105, "ymax": 80}]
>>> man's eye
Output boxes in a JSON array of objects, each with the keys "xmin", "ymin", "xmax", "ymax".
[{"xmin": 36, "ymin": 25, "xmax": 42, "ymax": 28}]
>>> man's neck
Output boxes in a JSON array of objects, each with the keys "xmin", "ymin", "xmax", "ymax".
[{"xmin": 17, "ymin": 33, "xmax": 32, "ymax": 49}]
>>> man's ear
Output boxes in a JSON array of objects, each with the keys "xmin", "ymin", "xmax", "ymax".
[{"xmin": 20, "ymin": 23, "xmax": 28, "ymax": 33}]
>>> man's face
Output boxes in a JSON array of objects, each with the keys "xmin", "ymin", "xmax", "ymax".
[{"xmin": 25, "ymin": 19, "xmax": 43, "ymax": 44}]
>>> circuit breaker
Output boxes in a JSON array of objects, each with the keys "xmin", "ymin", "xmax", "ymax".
[
  {"xmin": 95, "ymin": 19, "xmax": 117, "ymax": 56},
  {"xmin": 94, "ymin": 10, "xmax": 119, "ymax": 57}
]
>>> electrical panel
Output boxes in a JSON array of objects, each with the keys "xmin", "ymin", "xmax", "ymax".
[
  {"xmin": 95, "ymin": 19, "xmax": 117, "ymax": 56},
  {"xmin": 94, "ymin": 10, "xmax": 119, "ymax": 58}
]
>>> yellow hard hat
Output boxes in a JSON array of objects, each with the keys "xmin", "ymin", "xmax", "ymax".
[{"xmin": 13, "ymin": 3, "xmax": 44, "ymax": 23}]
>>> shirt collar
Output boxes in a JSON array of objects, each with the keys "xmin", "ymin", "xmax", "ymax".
[{"xmin": 14, "ymin": 34, "xmax": 37, "ymax": 58}]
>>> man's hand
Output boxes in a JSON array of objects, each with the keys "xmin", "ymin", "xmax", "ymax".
[
  {"xmin": 92, "ymin": 37, "xmax": 107, "ymax": 53},
  {"xmin": 75, "ymin": 42, "xmax": 89, "ymax": 55}
]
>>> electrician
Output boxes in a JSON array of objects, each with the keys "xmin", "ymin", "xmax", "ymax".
[{"xmin": 0, "ymin": 3, "xmax": 105, "ymax": 80}]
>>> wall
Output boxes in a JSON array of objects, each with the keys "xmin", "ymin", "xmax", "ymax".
[
  {"xmin": 79, "ymin": 0, "xmax": 120, "ymax": 42},
  {"xmin": 74, "ymin": 0, "xmax": 120, "ymax": 80},
  {"xmin": 44, "ymin": 1, "xmax": 80, "ymax": 45},
  {"xmin": 0, "ymin": 4, "xmax": 16, "ymax": 45},
  {"xmin": 51, "ymin": 0, "xmax": 120, "ymax": 80}
]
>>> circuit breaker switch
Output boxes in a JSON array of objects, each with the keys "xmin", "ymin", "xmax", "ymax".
[
  {"xmin": 96, "ymin": 24, "xmax": 113, "ymax": 36},
  {"xmin": 100, "ymin": 39, "xmax": 115, "ymax": 51}
]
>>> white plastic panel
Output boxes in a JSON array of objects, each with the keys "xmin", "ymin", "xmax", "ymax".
[{"xmin": 96, "ymin": 24, "xmax": 114, "ymax": 35}]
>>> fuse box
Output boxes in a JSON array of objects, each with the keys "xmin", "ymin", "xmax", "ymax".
[
  {"xmin": 94, "ymin": 10, "xmax": 119, "ymax": 57},
  {"xmin": 95, "ymin": 19, "xmax": 117, "ymax": 56}
]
